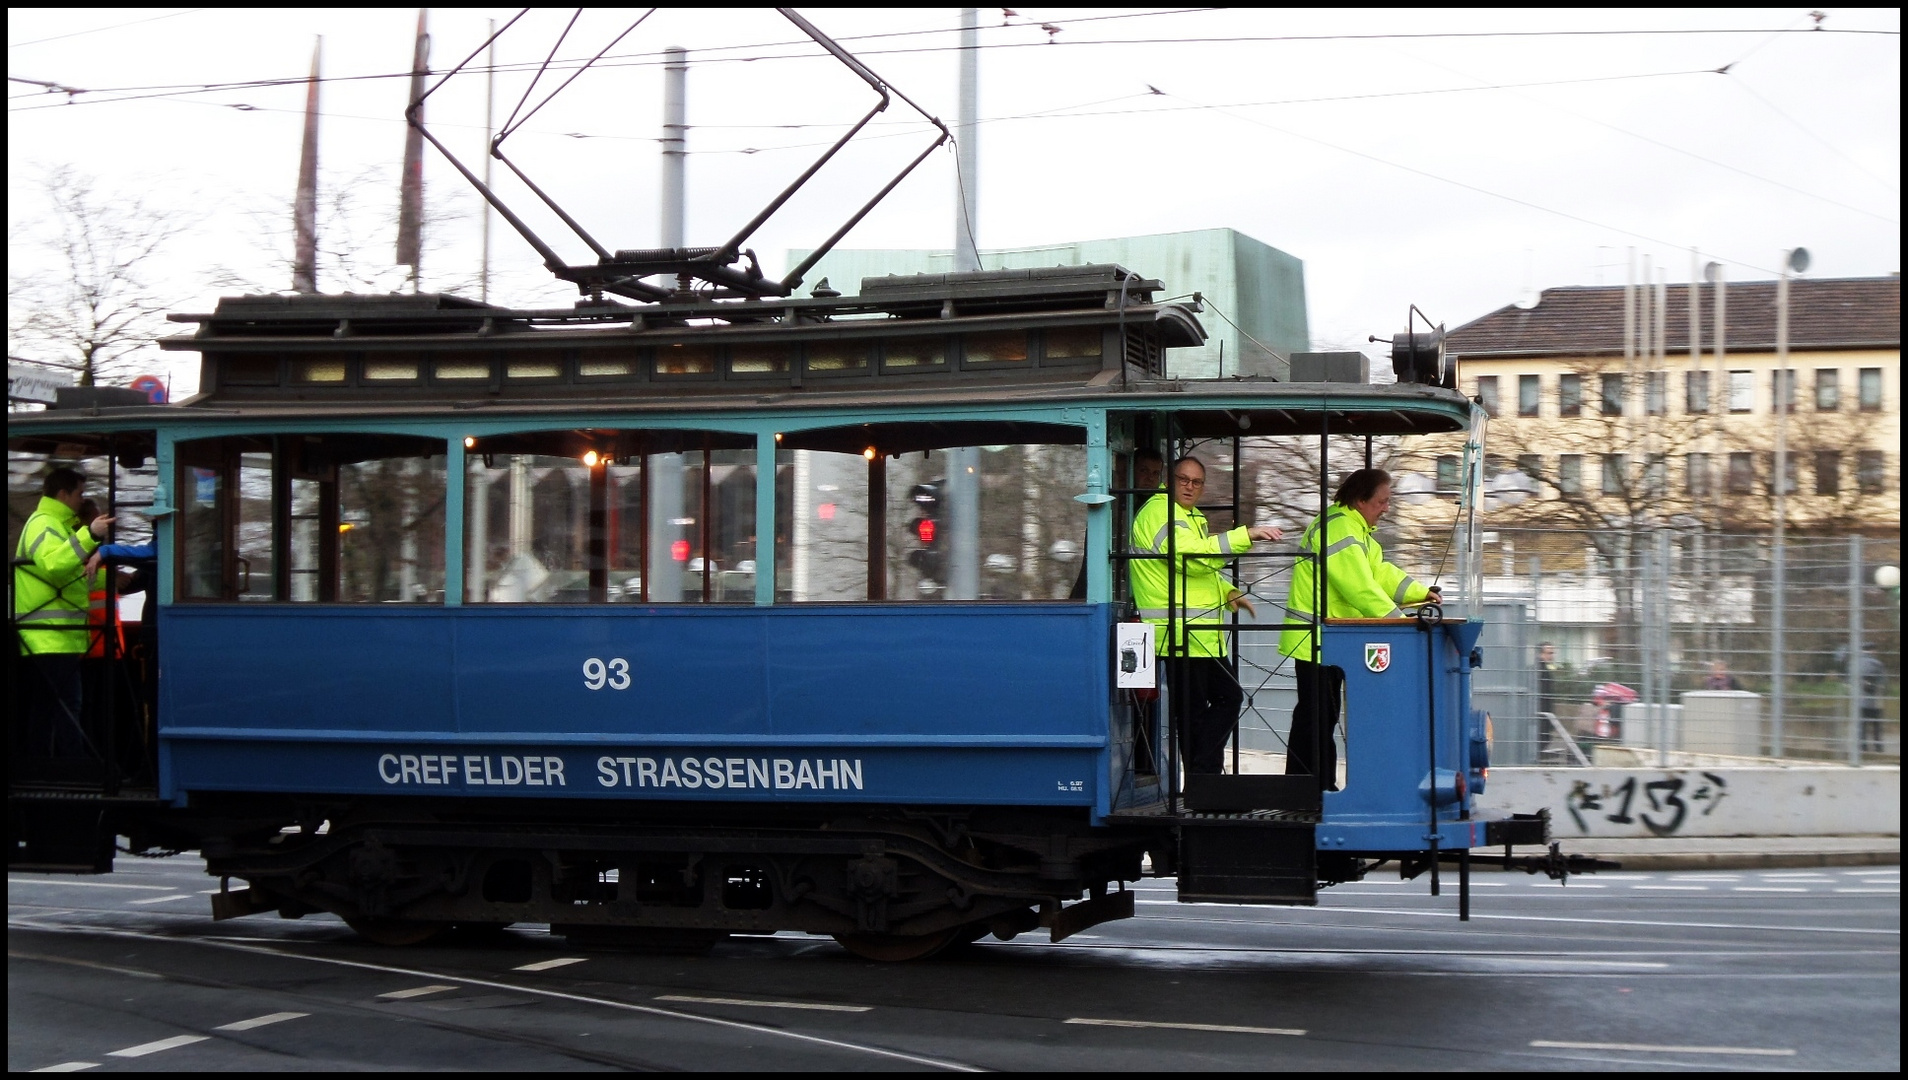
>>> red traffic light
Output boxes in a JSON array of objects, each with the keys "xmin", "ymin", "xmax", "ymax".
[
  {"xmin": 916, "ymin": 519, "xmax": 936, "ymax": 544},
  {"xmin": 671, "ymin": 539, "xmax": 691, "ymax": 562}
]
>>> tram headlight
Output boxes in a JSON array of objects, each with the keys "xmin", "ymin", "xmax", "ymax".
[{"xmin": 582, "ymin": 450, "xmax": 601, "ymax": 468}]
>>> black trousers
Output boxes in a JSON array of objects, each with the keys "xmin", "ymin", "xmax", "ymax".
[
  {"xmin": 1285, "ymin": 660, "xmax": 1344, "ymax": 790},
  {"xmin": 1165, "ymin": 657, "xmax": 1241, "ymax": 775},
  {"xmin": 24, "ymin": 653, "xmax": 87, "ymax": 758}
]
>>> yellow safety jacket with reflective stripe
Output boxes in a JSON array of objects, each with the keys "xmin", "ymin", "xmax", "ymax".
[
  {"xmin": 1278, "ymin": 503, "xmax": 1431, "ymax": 660},
  {"xmin": 14, "ymin": 496, "xmax": 100, "ymax": 655},
  {"xmin": 1130, "ymin": 492, "xmax": 1253, "ymax": 658}
]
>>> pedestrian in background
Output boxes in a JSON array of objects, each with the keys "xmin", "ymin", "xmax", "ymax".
[{"xmin": 1703, "ymin": 660, "xmax": 1744, "ymax": 692}]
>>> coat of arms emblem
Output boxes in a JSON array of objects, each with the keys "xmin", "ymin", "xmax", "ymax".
[{"xmin": 1364, "ymin": 642, "xmax": 1391, "ymax": 673}]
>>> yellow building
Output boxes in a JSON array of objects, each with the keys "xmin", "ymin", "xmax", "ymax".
[{"xmin": 1393, "ymin": 276, "xmax": 1900, "ymax": 538}]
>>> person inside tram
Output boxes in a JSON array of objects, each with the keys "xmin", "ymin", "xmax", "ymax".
[
  {"xmin": 13, "ymin": 468, "xmax": 114, "ymax": 757},
  {"xmin": 1070, "ymin": 449, "xmax": 1163, "ymax": 601},
  {"xmin": 1278, "ymin": 468, "xmax": 1439, "ymax": 791},
  {"xmin": 1130, "ymin": 454, "xmax": 1282, "ymax": 775}
]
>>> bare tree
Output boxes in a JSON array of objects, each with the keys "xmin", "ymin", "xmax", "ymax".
[{"xmin": 7, "ymin": 166, "xmax": 193, "ymax": 386}]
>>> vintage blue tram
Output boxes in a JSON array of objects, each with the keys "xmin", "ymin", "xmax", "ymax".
[{"xmin": 8, "ymin": 266, "xmax": 1593, "ymax": 958}]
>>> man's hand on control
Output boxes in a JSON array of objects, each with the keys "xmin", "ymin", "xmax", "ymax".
[
  {"xmin": 1426, "ymin": 586, "xmax": 1443, "ymax": 606},
  {"xmin": 1247, "ymin": 525, "xmax": 1282, "ymax": 542}
]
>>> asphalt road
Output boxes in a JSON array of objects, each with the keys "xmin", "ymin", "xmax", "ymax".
[{"xmin": 9, "ymin": 856, "xmax": 1899, "ymax": 1072}]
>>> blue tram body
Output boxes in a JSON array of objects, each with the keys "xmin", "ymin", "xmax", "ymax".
[{"xmin": 9, "ymin": 269, "xmax": 1580, "ymax": 957}]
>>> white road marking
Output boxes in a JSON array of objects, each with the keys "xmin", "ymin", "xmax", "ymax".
[
  {"xmin": 657, "ymin": 994, "xmax": 871, "ymax": 1013},
  {"xmin": 513, "ymin": 957, "xmax": 588, "ymax": 972},
  {"xmin": 1531, "ymin": 1039, "xmax": 1794, "ymax": 1056},
  {"xmin": 126, "ymin": 894, "xmax": 195, "ymax": 905},
  {"xmin": 1207, "ymin": 905, "xmax": 1901, "ymax": 936},
  {"xmin": 1518, "ymin": 882, "xmax": 1608, "ymax": 888},
  {"xmin": 378, "ymin": 984, "xmax": 459, "ymax": 1000},
  {"xmin": 1067, "ymin": 1017, "xmax": 1304, "ymax": 1036},
  {"xmin": 28, "ymin": 1063, "xmax": 98, "ymax": 1073},
  {"xmin": 1733, "ymin": 887, "xmax": 1808, "ymax": 893},
  {"xmin": 1633, "ymin": 885, "xmax": 1707, "ymax": 891},
  {"xmin": 106, "ymin": 1035, "xmax": 210, "ymax": 1057},
  {"xmin": 6, "ymin": 878, "xmax": 174, "ymax": 892},
  {"xmin": 30, "ymin": 923, "xmax": 981, "ymax": 1071},
  {"xmin": 1843, "ymin": 869, "xmax": 1899, "ymax": 877},
  {"xmin": 215, "ymin": 1011, "xmax": 308, "ymax": 1032},
  {"xmin": 1835, "ymin": 888, "xmax": 1900, "ymax": 894}
]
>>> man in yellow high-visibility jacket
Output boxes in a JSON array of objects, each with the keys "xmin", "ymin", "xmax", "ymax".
[
  {"xmin": 14, "ymin": 467, "xmax": 115, "ymax": 756},
  {"xmin": 1279, "ymin": 468, "xmax": 1437, "ymax": 789},
  {"xmin": 1130, "ymin": 456, "xmax": 1280, "ymax": 774}
]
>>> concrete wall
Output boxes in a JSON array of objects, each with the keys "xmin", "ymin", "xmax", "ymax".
[{"xmin": 1478, "ymin": 766, "xmax": 1900, "ymax": 839}]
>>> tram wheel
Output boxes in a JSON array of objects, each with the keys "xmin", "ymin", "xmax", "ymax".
[
  {"xmin": 831, "ymin": 928, "xmax": 961, "ymax": 962},
  {"xmin": 345, "ymin": 917, "xmax": 449, "ymax": 946}
]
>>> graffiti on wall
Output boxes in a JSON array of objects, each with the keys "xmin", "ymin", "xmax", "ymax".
[{"xmin": 1565, "ymin": 771, "xmax": 1730, "ymax": 836}]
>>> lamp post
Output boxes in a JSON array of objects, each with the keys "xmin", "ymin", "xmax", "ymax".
[{"xmin": 1770, "ymin": 247, "xmax": 1809, "ymax": 757}]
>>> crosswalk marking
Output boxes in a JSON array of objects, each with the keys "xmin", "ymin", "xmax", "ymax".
[
  {"xmin": 1066, "ymin": 1017, "xmax": 1305, "ymax": 1036},
  {"xmin": 513, "ymin": 957, "xmax": 589, "ymax": 972},
  {"xmin": 28, "ymin": 1063, "xmax": 98, "ymax": 1073},
  {"xmin": 657, "ymin": 994, "xmax": 871, "ymax": 1013},
  {"xmin": 377, "ymin": 984, "xmax": 459, "ymax": 1000}
]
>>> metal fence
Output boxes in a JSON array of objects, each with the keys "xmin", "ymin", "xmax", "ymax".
[{"xmin": 1468, "ymin": 528, "xmax": 1900, "ymax": 767}]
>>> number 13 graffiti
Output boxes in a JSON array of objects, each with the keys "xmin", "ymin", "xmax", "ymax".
[{"xmin": 1566, "ymin": 772, "xmax": 1730, "ymax": 836}]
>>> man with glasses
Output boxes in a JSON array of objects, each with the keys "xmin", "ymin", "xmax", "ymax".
[{"xmin": 1130, "ymin": 455, "xmax": 1281, "ymax": 774}]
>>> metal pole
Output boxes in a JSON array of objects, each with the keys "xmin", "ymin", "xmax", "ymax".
[
  {"xmin": 1849, "ymin": 536, "xmax": 1863, "ymax": 765},
  {"xmin": 480, "ymin": 21, "xmax": 494, "ymax": 304},
  {"xmin": 1657, "ymin": 530, "xmax": 1672, "ymax": 767},
  {"xmin": 953, "ymin": 8, "xmax": 980, "ymax": 272},
  {"xmin": 661, "ymin": 46, "xmax": 688, "ymax": 252},
  {"xmin": 1772, "ymin": 260, "xmax": 1790, "ymax": 756}
]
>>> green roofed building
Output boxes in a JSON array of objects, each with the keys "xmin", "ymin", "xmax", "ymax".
[{"xmin": 787, "ymin": 227, "xmax": 1309, "ymax": 380}]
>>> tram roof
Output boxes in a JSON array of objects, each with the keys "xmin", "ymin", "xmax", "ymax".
[{"xmin": 14, "ymin": 267, "xmax": 1475, "ymax": 448}]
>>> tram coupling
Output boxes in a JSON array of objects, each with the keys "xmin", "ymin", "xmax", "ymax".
[{"xmin": 1437, "ymin": 842, "xmax": 1621, "ymax": 883}]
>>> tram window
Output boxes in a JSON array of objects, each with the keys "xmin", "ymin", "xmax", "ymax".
[
  {"xmin": 223, "ymin": 356, "xmax": 280, "ymax": 386},
  {"xmin": 656, "ymin": 344, "xmax": 715, "ymax": 376},
  {"xmin": 235, "ymin": 452, "xmax": 276, "ymax": 601},
  {"xmin": 464, "ymin": 430, "xmax": 753, "ymax": 603},
  {"xmin": 362, "ymin": 358, "xmax": 421, "ymax": 382},
  {"xmin": 433, "ymin": 357, "xmax": 491, "ymax": 382},
  {"xmin": 774, "ymin": 448, "xmax": 872, "ymax": 602},
  {"xmin": 805, "ymin": 341, "xmax": 870, "ymax": 373},
  {"xmin": 880, "ymin": 338, "xmax": 946, "ymax": 370},
  {"xmin": 962, "ymin": 331, "xmax": 1030, "ymax": 366},
  {"xmin": 578, "ymin": 355, "xmax": 638, "ymax": 379},
  {"xmin": 729, "ymin": 343, "xmax": 792, "ymax": 375},
  {"xmin": 294, "ymin": 358, "xmax": 348, "ymax": 384},
  {"xmin": 505, "ymin": 354, "xmax": 564, "ymax": 381},
  {"xmin": 1043, "ymin": 327, "xmax": 1102, "ymax": 361},
  {"xmin": 338, "ymin": 451, "xmax": 445, "ymax": 602}
]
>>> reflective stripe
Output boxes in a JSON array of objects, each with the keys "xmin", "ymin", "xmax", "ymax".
[
  {"xmin": 1384, "ymin": 606, "xmax": 1405, "ymax": 617},
  {"xmin": 1394, "ymin": 576, "xmax": 1420, "ymax": 603},
  {"xmin": 1216, "ymin": 531, "xmax": 1235, "ymax": 555},
  {"xmin": 66, "ymin": 533, "xmax": 87, "ymax": 561},
  {"xmin": 1150, "ymin": 521, "xmax": 1172, "ymax": 553},
  {"xmin": 25, "ymin": 530, "xmax": 48, "ymax": 558},
  {"xmin": 16, "ymin": 608, "xmax": 87, "ymax": 624},
  {"xmin": 1323, "ymin": 535, "xmax": 1361, "ymax": 558}
]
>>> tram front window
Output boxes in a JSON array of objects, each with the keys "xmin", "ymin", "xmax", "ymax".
[
  {"xmin": 775, "ymin": 423, "xmax": 1087, "ymax": 603},
  {"xmin": 463, "ymin": 430, "xmax": 755, "ymax": 604}
]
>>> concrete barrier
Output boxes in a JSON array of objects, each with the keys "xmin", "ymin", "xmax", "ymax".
[{"xmin": 1478, "ymin": 766, "xmax": 1900, "ymax": 839}]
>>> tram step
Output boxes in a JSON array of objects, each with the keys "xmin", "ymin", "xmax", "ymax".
[
  {"xmin": 1176, "ymin": 818, "xmax": 1316, "ymax": 905},
  {"xmin": 1182, "ymin": 774, "xmax": 1321, "ymax": 813}
]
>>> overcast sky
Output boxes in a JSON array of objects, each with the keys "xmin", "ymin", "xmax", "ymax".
[{"xmin": 7, "ymin": 7, "xmax": 1901, "ymax": 391}]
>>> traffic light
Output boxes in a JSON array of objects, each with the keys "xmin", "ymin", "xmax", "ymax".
[{"xmin": 905, "ymin": 481, "xmax": 945, "ymax": 588}]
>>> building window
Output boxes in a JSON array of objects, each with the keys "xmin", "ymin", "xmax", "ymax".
[
  {"xmin": 1685, "ymin": 370, "xmax": 1711, "ymax": 414},
  {"xmin": 1765, "ymin": 452, "xmax": 1798, "ymax": 495},
  {"xmin": 1475, "ymin": 375, "xmax": 1499, "ymax": 417},
  {"xmin": 1645, "ymin": 371, "xmax": 1667, "ymax": 416},
  {"xmin": 1435, "ymin": 454, "xmax": 1461, "ymax": 492},
  {"xmin": 1727, "ymin": 452, "xmax": 1756, "ymax": 494},
  {"xmin": 1558, "ymin": 373, "xmax": 1582, "ymax": 417},
  {"xmin": 1517, "ymin": 374, "xmax": 1540, "ymax": 417},
  {"xmin": 1600, "ymin": 373, "xmax": 1626, "ymax": 416},
  {"xmin": 1601, "ymin": 453, "xmax": 1628, "ymax": 495},
  {"xmin": 1815, "ymin": 369, "xmax": 1840, "ymax": 411},
  {"xmin": 1815, "ymin": 451, "xmax": 1840, "ymax": 496},
  {"xmin": 1557, "ymin": 454, "xmax": 1582, "ymax": 495},
  {"xmin": 1686, "ymin": 453, "xmax": 1711, "ymax": 496},
  {"xmin": 1643, "ymin": 454, "xmax": 1666, "ymax": 497},
  {"xmin": 1516, "ymin": 454, "xmax": 1543, "ymax": 482},
  {"xmin": 1771, "ymin": 369, "xmax": 1796, "ymax": 414},
  {"xmin": 1858, "ymin": 450, "xmax": 1886, "ymax": 495},
  {"xmin": 1859, "ymin": 367, "xmax": 1883, "ymax": 411},
  {"xmin": 1728, "ymin": 370, "xmax": 1753, "ymax": 413}
]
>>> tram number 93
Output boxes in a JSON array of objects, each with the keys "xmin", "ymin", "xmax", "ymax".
[{"xmin": 582, "ymin": 657, "xmax": 632, "ymax": 691}]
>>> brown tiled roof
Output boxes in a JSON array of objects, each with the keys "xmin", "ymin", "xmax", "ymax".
[{"xmin": 1447, "ymin": 276, "xmax": 1899, "ymax": 358}]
